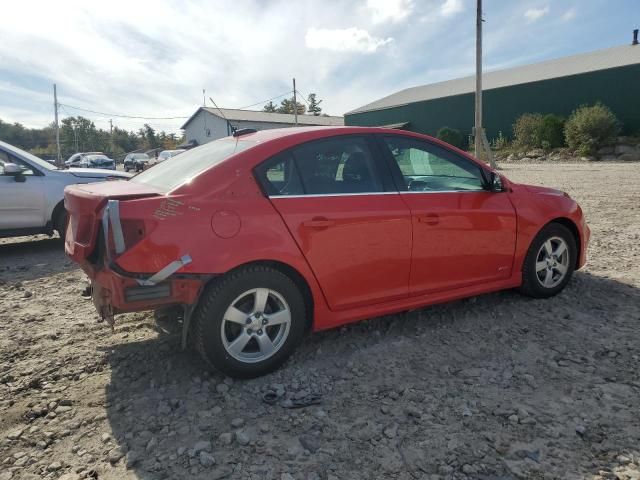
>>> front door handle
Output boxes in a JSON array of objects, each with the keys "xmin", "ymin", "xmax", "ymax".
[
  {"xmin": 302, "ymin": 217, "xmax": 335, "ymax": 229},
  {"xmin": 417, "ymin": 213, "xmax": 439, "ymax": 226}
]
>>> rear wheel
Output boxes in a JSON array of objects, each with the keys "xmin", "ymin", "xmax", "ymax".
[
  {"xmin": 193, "ymin": 266, "xmax": 306, "ymax": 378},
  {"xmin": 518, "ymin": 223, "xmax": 576, "ymax": 298},
  {"xmin": 54, "ymin": 208, "xmax": 68, "ymax": 240}
]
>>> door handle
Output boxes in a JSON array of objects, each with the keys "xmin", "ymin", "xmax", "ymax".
[
  {"xmin": 417, "ymin": 213, "xmax": 439, "ymax": 226},
  {"xmin": 302, "ymin": 218, "xmax": 335, "ymax": 229}
]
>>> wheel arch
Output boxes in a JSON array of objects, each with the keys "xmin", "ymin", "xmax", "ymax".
[
  {"xmin": 543, "ymin": 217, "xmax": 581, "ymax": 269},
  {"xmin": 203, "ymin": 259, "xmax": 315, "ymax": 332},
  {"xmin": 51, "ymin": 199, "xmax": 66, "ymax": 234}
]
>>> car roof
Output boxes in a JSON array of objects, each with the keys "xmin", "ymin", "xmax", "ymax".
[{"xmin": 228, "ymin": 126, "xmax": 430, "ymax": 143}]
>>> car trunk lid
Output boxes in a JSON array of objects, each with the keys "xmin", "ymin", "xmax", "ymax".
[{"xmin": 64, "ymin": 180, "xmax": 162, "ymax": 262}]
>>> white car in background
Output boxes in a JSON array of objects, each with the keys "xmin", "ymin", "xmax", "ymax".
[
  {"xmin": 0, "ymin": 140, "xmax": 131, "ymax": 239},
  {"xmin": 147, "ymin": 149, "xmax": 186, "ymax": 168}
]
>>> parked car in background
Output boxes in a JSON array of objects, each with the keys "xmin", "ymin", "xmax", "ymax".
[
  {"xmin": 80, "ymin": 154, "xmax": 116, "ymax": 170},
  {"xmin": 0, "ymin": 140, "xmax": 131, "ymax": 239},
  {"xmin": 146, "ymin": 149, "xmax": 186, "ymax": 168},
  {"xmin": 65, "ymin": 152, "xmax": 103, "ymax": 168},
  {"xmin": 123, "ymin": 153, "xmax": 150, "ymax": 172},
  {"xmin": 64, "ymin": 127, "xmax": 589, "ymax": 378}
]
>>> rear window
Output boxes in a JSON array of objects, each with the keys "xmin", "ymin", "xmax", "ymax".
[{"xmin": 131, "ymin": 138, "xmax": 254, "ymax": 192}]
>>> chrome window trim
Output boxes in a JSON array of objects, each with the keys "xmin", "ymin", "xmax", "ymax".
[
  {"xmin": 400, "ymin": 189, "xmax": 487, "ymax": 194},
  {"xmin": 269, "ymin": 190, "xmax": 491, "ymax": 198},
  {"xmin": 269, "ymin": 192, "xmax": 399, "ymax": 199}
]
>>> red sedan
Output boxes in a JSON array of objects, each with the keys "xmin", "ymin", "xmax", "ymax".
[{"xmin": 64, "ymin": 127, "xmax": 589, "ymax": 378}]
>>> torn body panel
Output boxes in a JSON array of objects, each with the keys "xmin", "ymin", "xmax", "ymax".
[{"xmin": 65, "ymin": 184, "xmax": 205, "ymax": 325}]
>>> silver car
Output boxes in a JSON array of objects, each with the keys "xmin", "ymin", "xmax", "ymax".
[{"xmin": 0, "ymin": 141, "xmax": 130, "ymax": 239}]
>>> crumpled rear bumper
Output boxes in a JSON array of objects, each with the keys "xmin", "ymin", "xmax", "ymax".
[{"xmin": 87, "ymin": 262, "xmax": 203, "ymax": 321}]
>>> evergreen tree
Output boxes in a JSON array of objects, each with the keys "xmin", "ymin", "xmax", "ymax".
[
  {"xmin": 276, "ymin": 97, "xmax": 306, "ymax": 115},
  {"xmin": 307, "ymin": 93, "xmax": 323, "ymax": 116},
  {"xmin": 262, "ymin": 101, "xmax": 277, "ymax": 113}
]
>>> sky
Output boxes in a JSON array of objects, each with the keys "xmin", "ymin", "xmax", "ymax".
[{"xmin": 0, "ymin": 0, "xmax": 638, "ymax": 134}]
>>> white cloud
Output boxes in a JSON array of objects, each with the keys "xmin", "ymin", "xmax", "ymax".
[
  {"xmin": 440, "ymin": 0, "xmax": 464, "ymax": 18},
  {"xmin": 367, "ymin": 0, "xmax": 413, "ymax": 24},
  {"xmin": 305, "ymin": 27, "xmax": 393, "ymax": 53},
  {"xmin": 524, "ymin": 6, "xmax": 550, "ymax": 22},
  {"xmin": 561, "ymin": 8, "xmax": 576, "ymax": 21}
]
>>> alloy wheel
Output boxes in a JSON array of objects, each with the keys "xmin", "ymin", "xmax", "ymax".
[
  {"xmin": 535, "ymin": 236, "xmax": 570, "ymax": 288},
  {"xmin": 220, "ymin": 288, "xmax": 291, "ymax": 363}
]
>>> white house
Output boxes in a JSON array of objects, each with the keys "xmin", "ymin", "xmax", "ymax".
[{"xmin": 181, "ymin": 107, "xmax": 344, "ymax": 146}]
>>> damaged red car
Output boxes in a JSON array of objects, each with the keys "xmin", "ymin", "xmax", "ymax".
[{"xmin": 65, "ymin": 127, "xmax": 589, "ymax": 378}]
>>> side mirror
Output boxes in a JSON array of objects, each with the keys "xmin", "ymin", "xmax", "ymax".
[
  {"xmin": 4, "ymin": 163, "xmax": 21, "ymax": 174},
  {"xmin": 489, "ymin": 172, "xmax": 503, "ymax": 192},
  {"xmin": 3, "ymin": 163, "xmax": 26, "ymax": 182}
]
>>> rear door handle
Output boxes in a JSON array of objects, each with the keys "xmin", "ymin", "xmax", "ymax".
[
  {"xmin": 417, "ymin": 213, "xmax": 439, "ymax": 225},
  {"xmin": 302, "ymin": 218, "xmax": 335, "ymax": 228}
]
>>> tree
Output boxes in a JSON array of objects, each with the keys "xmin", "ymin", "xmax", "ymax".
[
  {"xmin": 276, "ymin": 97, "xmax": 306, "ymax": 115},
  {"xmin": 0, "ymin": 115, "xmax": 181, "ymax": 161},
  {"xmin": 307, "ymin": 93, "xmax": 322, "ymax": 115},
  {"xmin": 142, "ymin": 124, "xmax": 160, "ymax": 149},
  {"xmin": 436, "ymin": 127, "xmax": 464, "ymax": 149},
  {"xmin": 564, "ymin": 103, "xmax": 620, "ymax": 155},
  {"xmin": 262, "ymin": 101, "xmax": 277, "ymax": 113}
]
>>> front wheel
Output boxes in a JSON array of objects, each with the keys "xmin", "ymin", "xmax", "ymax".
[
  {"xmin": 518, "ymin": 223, "xmax": 577, "ymax": 298},
  {"xmin": 192, "ymin": 266, "xmax": 306, "ymax": 378}
]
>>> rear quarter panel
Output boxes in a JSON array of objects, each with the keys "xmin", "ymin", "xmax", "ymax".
[{"xmin": 114, "ymin": 170, "xmax": 334, "ymax": 329}]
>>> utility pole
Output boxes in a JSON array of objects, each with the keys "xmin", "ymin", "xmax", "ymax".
[
  {"xmin": 53, "ymin": 84, "xmax": 61, "ymax": 167},
  {"xmin": 474, "ymin": 0, "xmax": 482, "ymax": 160},
  {"xmin": 292, "ymin": 78, "xmax": 298, "ymax": 126},
  {"xmin": 109, "ymin": 119, "xmax": 114, "ymax": 160},
  {"xmin": 474, "ymin": 0, "xmax": 496, "ymax": 168}
]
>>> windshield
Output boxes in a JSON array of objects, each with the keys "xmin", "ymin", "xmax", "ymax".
[
  {"xmin": 86, "ymin": 155, "xmax": 110, "ymax": 161},
  {"xmin": 134, "ymin": 154, "xmax": 149, "ymax": 159},
  {"xmin": 0, "ymin": 140, "xmax": 58, "ymax": 171},
  {"xmin": 131, "ymin": 138, "xmax": 254, "ymax": 192}
]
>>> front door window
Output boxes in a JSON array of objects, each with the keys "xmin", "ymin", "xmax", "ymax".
[{"xmin": 382, "ymin": 136, "xmax": 486, "ymax": 192}]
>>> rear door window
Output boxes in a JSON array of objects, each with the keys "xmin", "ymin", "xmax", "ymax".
[
  {"xmin": 256, "ymin": 152, "xmax": 304, "ymax": 196},
  {"xmin": 257, "ymin": 136, "xmax": 389, "ymax": 196}
]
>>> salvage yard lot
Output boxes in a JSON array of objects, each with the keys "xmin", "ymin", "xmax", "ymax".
[{"xmin": 1, "ymin": 162, "xmax": 639, "ymax": 480}]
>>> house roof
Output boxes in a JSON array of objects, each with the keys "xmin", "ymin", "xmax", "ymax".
[
  {"xmin": 347, "ymin": 44, "xmax": 640, "ymax": 115},
  {"xmin": 181, "ymin": 107, "xmax": 343, "ymax": 130}
]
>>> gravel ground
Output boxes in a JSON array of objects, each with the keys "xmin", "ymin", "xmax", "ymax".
[{"xmin": 1, "ymin": 162, "xmax": 639, "ymax": 480}]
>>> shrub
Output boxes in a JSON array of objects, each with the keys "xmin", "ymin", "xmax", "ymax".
[
  {"xmin": 540, "ymin": 114, "xmax": 565, "ymax": 149},
  {"xmin": 513, "ymin": 113, "xmax": 544, "ymax": 149},
  {"xmin": 491, "ymin": 131, "xmax": 509, "ymax": 150},
  {"xmin": 436, "ymin": 127, "xmax": 464, "ymax": 149},
  {"xmin": 564, "ymin": 103, "xmax": 621, "ymax": 155},
  {"xmin": 513, "ymin": 113, "xmax": 568, "ymax": 150}
]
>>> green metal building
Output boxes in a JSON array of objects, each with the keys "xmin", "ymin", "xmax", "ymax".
[{"xmin": 345, "ymin": 43, "xmax": 640, "ymax": 140}]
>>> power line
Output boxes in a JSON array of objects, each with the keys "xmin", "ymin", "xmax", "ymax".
[
  {"xmin": 237, "ymin": 90, "xmax": 292, "ymax": 110},
  {"xmin": 295, "ymin": 90, "xmax": 310, "ymax": 106},
  {"xmin": 59, "ymin": 103, "xmax": 190, "ymax": 120}
]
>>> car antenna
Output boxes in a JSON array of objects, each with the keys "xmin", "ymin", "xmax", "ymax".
[{"xmin": 208, "ymin": 97, "xmax": 237, "ymax": 135}]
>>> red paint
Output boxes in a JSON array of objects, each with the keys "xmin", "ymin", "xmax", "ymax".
[
  {"xmin": 211, "ymin": 210, "xmax": 241, "ymax": 239},
  {"xmin": 64, "ymin": 127, "xmax": 590, "ymax": 330}
]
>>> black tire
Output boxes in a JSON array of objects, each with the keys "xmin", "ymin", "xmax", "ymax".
[
  {"xmin": 124, "ymin": 165, "xmax": 130, "ymax": 172},
  {"xmin": 518, "ymin": 222, "xmax": 577, "ymax": 298},
  {"xmin": 54, "ymin": 208, "xmax": 68, "ymax": 240},
  {"xmin": 193, "ymin": 265, "xmax": 306, "ymax": 378}
]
